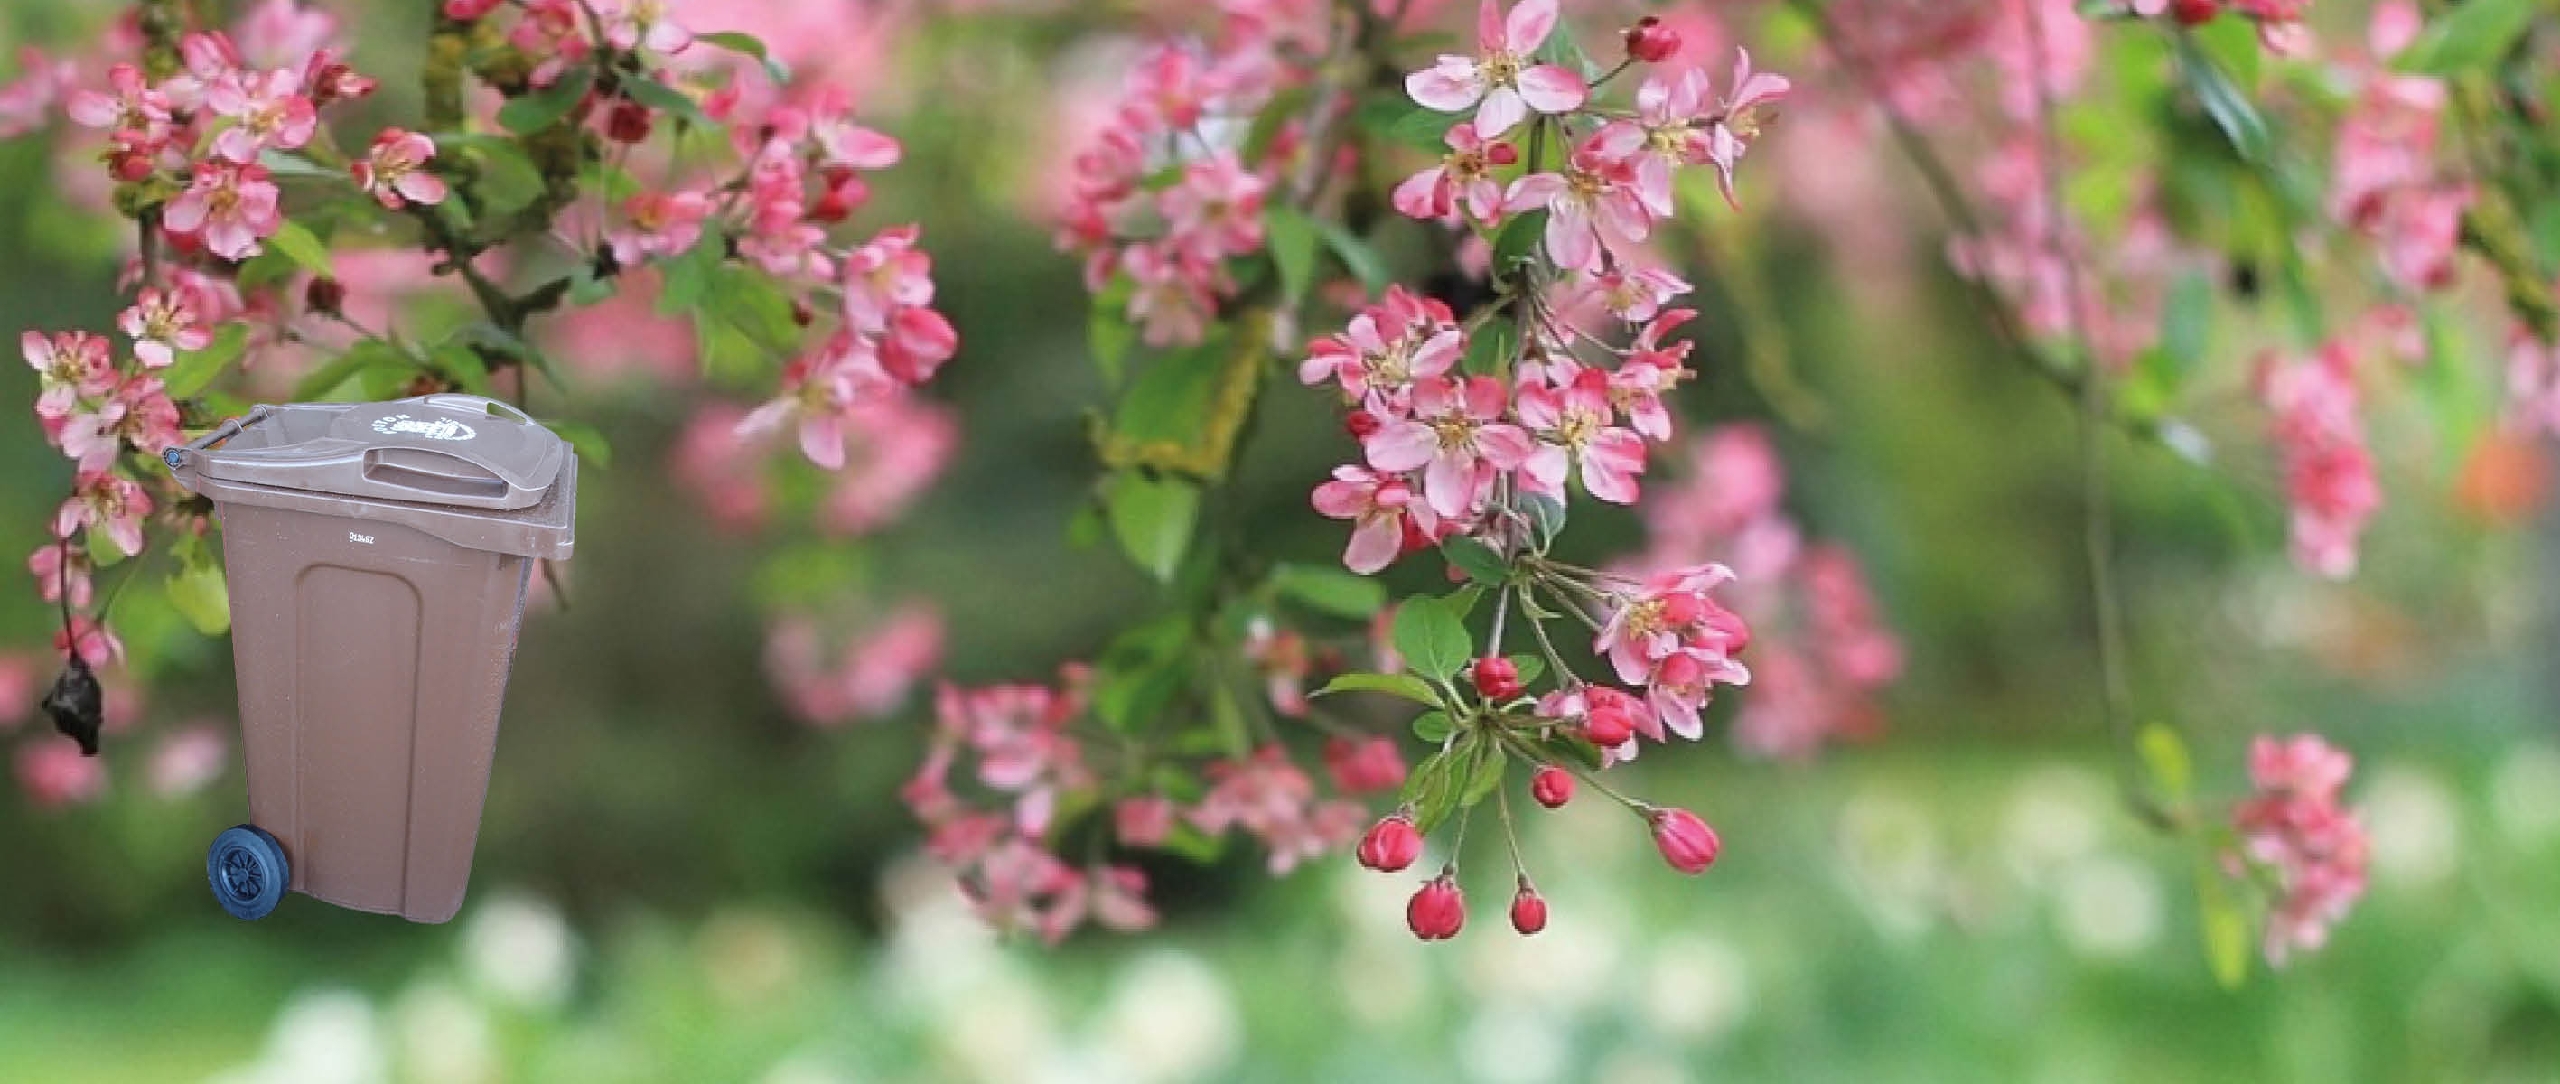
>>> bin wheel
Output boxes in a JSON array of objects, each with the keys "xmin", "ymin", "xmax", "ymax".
[{"xmin": 207, "ymin": 824, "xmax": 289, "ymax": 920}]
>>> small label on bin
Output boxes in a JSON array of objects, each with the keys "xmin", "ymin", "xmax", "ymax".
[{"xmin": 370, "ymin": 414, "xmax": 477, "ymax": 442}]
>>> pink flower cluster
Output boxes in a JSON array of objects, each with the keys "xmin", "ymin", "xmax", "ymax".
[
  {"xmin": 1055, "ymin": 17, "xmax": 1303, "ymax": 346},
  {"xmin": 66, "ymin": 29, "xmax": 407, "ymax": 261},
  {"xmin": 1304, "ymin": 287, "xmax": 1692, "ymax": 574},
  {"xmin": 2230, "ymin": 733, "xmax": 2370, "ymax": 965},
  {"xmin": 1623, "ymin": 426, "xmax": 1902, "ymax": 760},
  {"xmin": 2257, "ymin": 343, "xmax": 2380, "ymax": 580},
  {"xmin": 2329, "ymin": 3, "xmax": 2468, "ymax": 294},
  {"xmin": 764, "ymin": 606, "xmax": 945, "ymax": 727},
  {"xmin": 905, "ymin": 670, "xmax": 1377, "ymax": 940}
]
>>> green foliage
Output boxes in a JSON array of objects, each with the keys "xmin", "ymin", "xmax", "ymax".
[
  {"xmin": 159, "ymin": 324, "xmax": 248, "ymax": 398},
  {"xmin": 1103, "ymin": 471, "xmax": 1200, "ymax": 583},
  {"xmin": 1440, "ymin": 536, "xmax": 1508, "ymax": 583},
  {"xmin": 1265, "ymin": 204, "xmax": 1319, "ymax": 306},
  {"xmin": 694, "ymin": 31, "xmax": 792, "ymax": 84},
  {"xmin": 2394, "ymin": 0, "xmax": 2537, "ymax": 74},
  {"xmin": 1312, "ymin": 671, "xmax": 1440, "ymax": 706},
  {"xmin": 497, "ymin": 66, "xmax": 594, "ymax": 134},
  {"xmin": 1390, "ymin": 592, "xmax": 1473, "ymax": 682},
  {"xmin": 262, "ymin": 219, "xmax": 334, "ymax": 278},
  {"xmin": 1268, "ymin": 563, "xmax": 1386, "ymax": 618}
]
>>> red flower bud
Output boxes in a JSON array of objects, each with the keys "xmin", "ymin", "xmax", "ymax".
[
  {"xmin": 111, "ymin": 151, "xmax": 154, "ymax": 183},
  {"xmin": 1585, "ymin": 702, "xmax": 1635, "ymax": 747},
  {"xmin": 1509, "ymin": 880, "xmax": 1548, "ymax": 935},
  {"xmin": 1407, "ymin": 872, "xmax": 1466, "ymax": 940},
  {"xmin": 2170, "ymin": 0, "xmax": 2220, "ymax": 26},
  {"xmin": 1471, "ymin": 656, "xmax": 1521, "ymax": 700},
  {"xmin": 1358, "ymin": 812, "xmax": 1424, "ymax": 872},
  {"xmin": 303, "ymin": 276, "xmax": 346, "ymax": 317},
  {"xmin": 1649, "ymin": 807, "xmax": 1721, "ymax": 874},
  {"xmin": 1624, "ymin": 16, "xmax": 1682, "ymax": 64},
  {"xmin": 1344, "ymin": 410, "xmax": 1382, "ymax": 439},
  {"xmin": 1531, "ymin": 765, "xmax": 1574, "ymax": 809},
  {"xmin": 606, "ymin": 99, "xmax": 654, "ymax": 144}
]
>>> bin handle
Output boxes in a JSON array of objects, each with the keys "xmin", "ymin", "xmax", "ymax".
[
  {"xmin": 162, "ymin": 405, "xmax": 273, "ymax": 472},
  {"xmin": 411, "ymin": 393, "xmax": 534, "ymax": 426}
]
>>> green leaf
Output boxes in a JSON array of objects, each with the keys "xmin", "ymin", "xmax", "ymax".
[
  {"xmin": 497, "ymin": 66, "xmax": 594, "ymax": 134},
  {"xmin": 1104, "ymin": 472, "xmax": 1201, "ymax": 583},
  {"xmin": 1411, "ymin": 710, "xmax": 1454, "ymax": 743},
  {"xmin": 1314, "ymin": 671, "xmax": 1442, "ymax": 706},
  {"xmin": 1401, "ymin": 744, "xmax": 1468, "ymax": 832},
  {"xmin": 1311, "ymin": 219, "xmax": 1392, "ymax": 295},
  {"xmin": 446, "ymin": 134, "xmax": 545, "ymax": 217},
  {"xmin": 694, "ymin": 30, "xmax": 792, "ymax": 83},
  {"xmin": 1089, "ymin": 274, "xmax": 1136, "ymax": 387},
  {"xmin": 2138, "ymin": 722, "xmax": 2193, "ymax": 805},
  {"xmin": 2190, "ymin": 13, "xmax": 2261, "ymax": 90},
  {"xmin": 1266, "ymin": 205, "xmax": 1320, "ymax": 305},
  {"xmin": 1391, "ymin": 595, "xmax": 1473, "ymax": 682},
  {"xmin": 2393, "ymin": 0, "xmax": 2535, "ymax": 75},
  {"xmin": 161, "ymin": 324, "xmax": 249, "ymax": 398},
  {"xmin": 293, "ymin": 339, "xmax": 415, "ymax": 400},
  {"xmin": 2176, "ymin": 38, "xmax": 2267, "ymax": 163},
  {"xmin": 1519, "ymin": 492, "xmax": 1567, "ymax": 547},
  {"xmin": 1270, "ymin": 562, "xmax": 1387, "ymax": 618},
  {"xmin": 429, "ymin": 342, "xmax": 493, "ymax": 397},
  {"xmin": 2159, "ymin": 269, "xmax": 2213, "ymax": 372},
  {"xmin": 1357, "ymin": 92, "xmax": 1463, "ymax": 152},
  {"xmin": 264, "ymin": 219, "xmax": 334, "ymax": 278},
  {"xmin": 2198, "ymin": 862, "xmax": 2252, "ymax": 989},
  {"xmin": 166, "ymin": 560, "xmax": 230, "ymax": 636},
  {"xmin": 1458, "ymin": 739, "xmax": 1507, "ymax": 806},
  {"xmin": 1462, "ymin": 319, "xmax": 1516, "ymax": 376},
  {"xmin": 656, "ymin": 232, "xmax": 725, "ymax": 314},
  {"xmin": 1441, "ymin": 536, "xmax": 1508, "ymax": 583},
  {"xmin": 1508, "ymin": 654, "xmax": 1545, "ymax": 687},
  {"xmin": 619, "ymin": 75, "xmax": 710, "ymax": 127},
  {"xmin": 544, "ymin": 419, "xmax": 613, "ymax": 468},
  {"xmin": 1491, "ymin": 210, "xmax": 1548, "ymax": 277},
  {"xmin": 83, "ymin": 525, "xmax": 125, "ymax": 569}
]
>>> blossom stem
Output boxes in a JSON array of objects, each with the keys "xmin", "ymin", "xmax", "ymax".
[{"xmin": 1495, "ymin": 782, "xmax": 1529, "ymax": 876}]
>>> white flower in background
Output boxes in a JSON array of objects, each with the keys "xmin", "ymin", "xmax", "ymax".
[
  {"xmin": 2052, "ymin": 855, "xmax": 2163, "ymax": 960},
  {"xmin": 1331, "ymin": 867, "xmax": 1428, "ymax": 1028},
  {"xmin": 1834, "ymin": 786, "xmax": 1946, "ymax": 938},
  {"xmin": 1998, "ymin": 765, "xmax": 2110, "ymax": 886},
  {"xmin": 2365, "ymin": 765, "xmax": 2462, "ymax": 888},
  {"xmin": 698, "ymin": 908, "xmax": 806, "ymax": 1007},
  {"xmin": 207, "ymin": 989, "xmax": 387, "ymax": 1084},
  {"xmin": 941, "ymin": 976, "xmax": 1061, "ymax": 1081},
  {"xmin": 1638, "ymin": 934, "xmax": 1751, "ymax": 1043},
  {"xmin": 1461, "ymin": 1005, "xmax": 1568, "ymax": 1084},
  {"xmin": 1461, "ymin": 889, "xmax": 1626, "ymax": 1013},
  {"xmin": 460, "ymin": 891, "xmax": 576, "ymax": 1009},
  {"xmin": 2490, "ymin": 743, "xmax": 2560, "ymax": 848},
  {"xmin": 1091, "ymin": 949, "xmax": 1240, "ymax": 1083},
  {"xmin": 392, "ymin": 981, "xmax": 495, "ymax": 1084}
]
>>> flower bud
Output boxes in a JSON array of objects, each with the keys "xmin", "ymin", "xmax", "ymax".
[
  {"xmin": 1358, "ymin": 811, "xmax": 1424, "ymax": 872},
  {"xmin": 1531, "ymin": 765, "xmax": 1574, "ymax": 808},
  {"xmin": 1407, "ymin": 872, "xmax": 1466, "ymax": 940},
  {"xmin": 1472, "ymin": 656, "xmax": 1521, "ymax": 700},
  {"xmin": 607, "ymin": 99, "xmax": 654, "ymax": 144},
  {"xmin": 2170, "ymin": 0, "xmax": 2220, "ymax": 26},
  {"xmin": 303, "ymin": 276, "xmax": 346, "ymax": 317},
  {"xmin": 1509, "ymin": 880, "xmax": 1548, "ymax": 935},
  {"xmin": 1624, "ymin": 16, "xmax": 1682, "ymax": 64},
  {"xmin": 1344, "ymin": 410, "xmax": 1382, "ymax": 439},
  {"xmin": 1585, "ymin": 702, "xmax": 1635, "ymax": 747},
  {"xmin": 1649, "ymin": 807, "xmax": 1721, "ymax": 874}
]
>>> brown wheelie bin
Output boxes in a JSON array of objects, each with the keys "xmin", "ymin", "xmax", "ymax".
[{"xmin": 164, "ymin": 394, "xmax": 576, "ymax": 922}]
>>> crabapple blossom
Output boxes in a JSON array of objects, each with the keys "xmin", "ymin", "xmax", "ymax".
[
  {"xmin": 2257, "ymin": 343, "xmax": 2380, "ymax": 580},
  {"xmin": 117, "ymin": 289, "xmax": 211, "ymax": 370},
  {"xmin": 163, "ymin": 161, "xmax": 283, "ymax": 262},
  {"xmin": 1116, "ymin": 796, "xmax": 1176, "ymax": 847},
  {"xmin": 1298, "ymin": 286, "xmax": 1462, "ymax": 403},
  {"xmin": 1392, "ymin": 122, "xmax": 1517, "ymax": 224},
  {"xmin": 1514, "ymin": 360, "xmax": 1648, "ymax": 504},
  {"xmin": 1358, "ymin": 812, "xmax": 1424, "ymax": 872},
  {"xmin": 350, "ymin": 128, "xmax": 446, "ymax": 210},
  {"xmin": 1649, "ymin": 807, "xmax": 1721, "ymax": 873},
  {"xmin": 2231, "ymin": 734, "xmax": 2370, "ymax": 965},
  {"xmin": 1324, "ymin": 736, "xmax": 1409, "ymax": 795},
  {"xmin": 1503, "ymin": 135, "xmax": 1651, "ymax": 273},
  {"xmin": 1509, "ymin": 881, "xmax": 1548, "ymax": 934},
  {"xmin": 1405, "ymin": 870, "xmax": 1466, "ymax": 939},
  {"xmin": 15, "ymin": 738, "xmax": 105, "ymax": 808},
  {"xmin": 204, "ymin": 67, "xmax": 317, "ymax": 164},
  {"xmin": 1363, "ymin": 375, "xmax": 1533, "ymax": 518},
  {"xmin": 1404, "ymin": 0, "xmax": 1588, "ymax": 137},
  {"xmin": 56, "ymin": 473, "xmax": 152, "ymax": 559},
  {"xmin": 1312, "ymin": 465, "xmax": 1436, "ymax": 575},
  {"xmin": 28, "ymin": 543, "xmax": 93, "ymax": 610},
  {"xmin": 1625, "ymin": 16, "xmax": 1682, "ymax": 64}
]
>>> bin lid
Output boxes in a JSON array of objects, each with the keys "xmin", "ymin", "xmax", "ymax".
[{"xmin": 189, "ymin": 395, "xmax": 568, "ymax": 511}]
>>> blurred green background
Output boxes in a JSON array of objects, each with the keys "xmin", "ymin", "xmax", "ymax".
[{"xmin": 3, "ymin": 2, "xmax": 2559, "ymax": 1081}]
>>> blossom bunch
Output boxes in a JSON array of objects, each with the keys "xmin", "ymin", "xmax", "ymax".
[
  {"xmin": 2257, "ymin": 342, "xmax": 2379, "ymax": 580},
  {"xmin": 2228, "ymin": 733, "xmax": 2370, "ymax": 965}
]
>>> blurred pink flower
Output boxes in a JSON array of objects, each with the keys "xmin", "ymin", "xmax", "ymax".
[
  {"xmin": 15, "ymin": 737, "xmax": 104, "ymax": 808},
  {"xmin": 148, "ymin": 724, "xmax": 229, "ymax": 798}
]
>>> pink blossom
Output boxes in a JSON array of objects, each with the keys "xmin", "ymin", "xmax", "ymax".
[
  {"xmin": 839, "ymin": 225, "xmax": 936, "ymax": 335},
  {"xmin": 205, "ymin": 67, "xmax": 317, "ymax": 164},
  {"xmin": 510, "ymin": 0, "xmax": 594, "ymax": 87},
  {"xmin": 822, "ymin": 396, "xmax": 957, "ymax": 536},
  {"xmin": 1115, "ymin": 796, "xmax": 1176, "ymax": 847},
  {"xmin": 163, "ymin": 161, "xmax": 283, "ymax": 262},
  {"xmin": 28, "ymin": 540, "xmax": 94, "ymax": 609},
  {"xmin": 1515, "ymin": 362, "xmax": 1647, "ymax": 504},
  {"xmin": 24, "ymin": 330, "xmax": 116, "ymax": 406},
  {"xmin": 119, "ymin": 288, "xmax": 212, "ymax": 369},
  {"xmin": 0, "ymin": 48, "xmax": 74, "ymax": 139},
  {"xmin": 1589, "ymin": 264, "xmax": 1692, "ymax": 324},
  {"xmin": 110, "ymin": 375, "xmax": 183, "ymax": 456},
  {"xmin": 1313, "ymin": 464, "xmax": 1436, "ymax": 574},
  {"xmin": 1298, "ymin": 286, "xmax": 1462, "ymax": 402},
  {"xmin": 1121, "ymin": 243, "xmax": 1219, "ymax": 347},
  {"xmin": 597, "ymin": 0, "xmax": 694, "ymax": 56},
  {"xmin": 1188, "ymin": 745, "xmax": 1366, "ymax": 874},
  {"xmin": 53, "ymin": 615, "xmax": 123, "ymax": 669},
  {"xmin": 1243, "ymin": 617, "xmax": 1312, "ymax": 716},
  {"xmin": 1502, "ymin": 135, "xmax": 1651, "ymax": 273},
  {"xmin": 1405, "ymin": 0, "xmax": 1589, "ymax": 137},
  {"xmin": 52, "ymin": 400, "xmax": 128, "ymax": 475},
  {"xmin": 1364, "ymin": 375, "xmax": 1534, "ymax": 518},
  {"xmin": 444, "ymin": 0, "xmax": 505, "ymax": 20},
  {"xmin": 1593, "ymin": 564, "xmax": 1752, "ymax": 739},
  {"xmin": 57, "ymin": 473, "xmax": 153, "ymax": 558},
  {"xmin": 1089, "ymin": 865, "xmax": 1158, "ymax": 932},
  {"xmin": 1392, "ymin": 122, "xmax": 1517, "ymax": 223},
  {"xmin": 1703, "ymin": 49, "xmax": 1790, "ymax": 207},
  {"xmin": 1160, "ymin": 152, "xmax": 1267, "ymax": 263},
  {"xmin": 607, "ymin": 190, "xmax": 713, "ymax": 268},
  {"xmin": 739, "ymin": 341, "xmax": 897, "ymax": 470},
  {"xmin": 148, "ymin": 724, "xmax": 230, "ymax": 798},
  {"xmin": 16, "ymin": 738, "xmax": 105, "ymax": 808},
  {"xmin": 1322, "ymin": 735, "xmax": 1407, "ymax": 795},
  {"xmin": 233, "ymin": 0, "xmax": 338, "ymax": 71},
  {"xmin": 351, "ymin": 128, "xmax": 447, "ymax": 210},
  {"xmin": 0, "ymin": 653, "xmax": 32, "ymax": 729},
  {"xmin": 2232, "ymin": 733, "xmax": 2369, "ymax": 965},
  {"xmin": 2257, "ymin": 344, "xmax": 2380, "ymax": 579},
  {"xmin": 66, "ymin": 63, "xmax": 171, "ymax": 147}
]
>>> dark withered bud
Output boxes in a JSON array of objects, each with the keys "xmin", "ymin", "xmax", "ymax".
[
  {"xmin": 305, "ymin": 275, "xmax": 347, "ymax": 316},
  {"xmin": 42, "ymin": 655, "xmax": 103, "ymax": 756}
]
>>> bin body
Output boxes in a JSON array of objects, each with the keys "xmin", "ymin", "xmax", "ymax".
[{"xmin": 171, "ymin": 395, "xmax": 575, "ymax": 923}]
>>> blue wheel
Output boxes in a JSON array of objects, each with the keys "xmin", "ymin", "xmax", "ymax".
[{"xmin": 207, "ymin": 824, "xmax": 289, "ymax": 920}]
